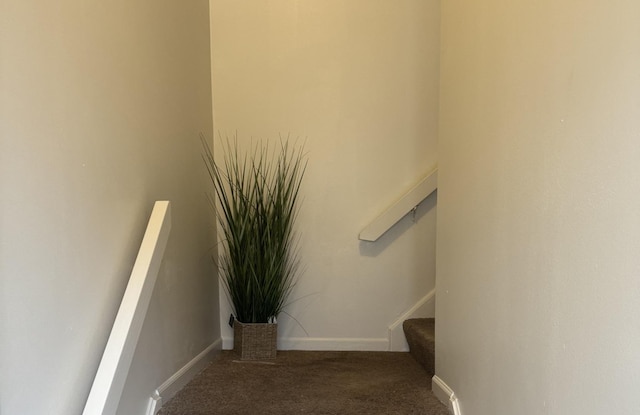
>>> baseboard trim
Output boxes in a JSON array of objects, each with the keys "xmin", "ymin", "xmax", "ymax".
[
  {"xmin": 146, "ymin": 338, "xmax": 222, "ymax": 415},
  {"xmin": 432, "ymin": 375, "xmax": 461, "ymax": 415},
  {"xmin": 221, "ymin": 336, "xmax": 233, "ymax": 350},
  {"xmin": 387, "ymin": 289, "xmax": 436, "ymax": 351}
]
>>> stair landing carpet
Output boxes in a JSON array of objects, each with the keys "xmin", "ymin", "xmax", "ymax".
[{"xmin": 159, "ymin": 350, "xmax": 448, "ymax": 415}]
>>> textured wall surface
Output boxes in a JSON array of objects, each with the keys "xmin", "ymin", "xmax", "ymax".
[
  {"xmin": 437, "ymin": 1, "xmax": 640, "ymax": 414},
  {"xmin": 210, "ymin": 0, "xmax": 440, "ymax": 350},
  {"xmin": 0, "ymin": 1, "xmax": 219, "ymax": 414}
]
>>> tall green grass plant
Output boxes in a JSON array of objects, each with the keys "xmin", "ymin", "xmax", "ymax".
[{"xmin": 203, "ymin": 136, "xmax": 306, "ymax": 324}]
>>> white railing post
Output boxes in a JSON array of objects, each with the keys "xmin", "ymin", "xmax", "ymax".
[{"xmin": 83, "ymin": 201, "xmax": 172, "ymax": 415}]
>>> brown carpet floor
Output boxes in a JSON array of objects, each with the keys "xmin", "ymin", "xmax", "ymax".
[{"xmin": 159, "ymin": 350, "xmax": 449, "ymax": 415}]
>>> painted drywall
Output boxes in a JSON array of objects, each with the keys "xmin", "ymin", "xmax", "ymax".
[
  {"xmin": 436, "ymin": 1, "xmax": 640, "ymax": 414},
  {"xmin": 0, "ymin": 2, "xmax": 219, "ymax": 414},
  {"xmin": 210, "ymin": 0, "xmax": 439, "ymax": 350}
]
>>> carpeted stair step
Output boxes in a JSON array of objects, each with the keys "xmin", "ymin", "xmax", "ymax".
[{"xmin": 403, "ymin": 318, "xmax": 435, "ymax": 376}]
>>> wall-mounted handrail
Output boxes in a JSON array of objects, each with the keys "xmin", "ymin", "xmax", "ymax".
[
  {"xmin": 359, "ymin": 167, "xmax": 437, "ymax": 242},
  {"xmin": 83, "ymin": 201, "xmax": 172, "ymax": 415}
]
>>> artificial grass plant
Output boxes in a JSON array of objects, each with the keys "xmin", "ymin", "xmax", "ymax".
[{"xmin": 203, "ymin": 136, "xmax": 306, "ymax": 324}]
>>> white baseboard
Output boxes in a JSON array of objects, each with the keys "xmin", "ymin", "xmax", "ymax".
[
  {"xmin": 222, "ymin": 336, "xmax": 389, "ymax": 351},
  {"xmin": 221, "ymin": 336, "xmax": 233, "ymax": 350},
  {"xmin": 146, "ymin": 338, "xmax": 222, "ymax": 415},
  {"xmin": 387, "ymin": 289, "xmax": 436, "ymax": 351},
  {"xmin": 432, "ymin": 375, "xmax": 461, "ymax": 415}
]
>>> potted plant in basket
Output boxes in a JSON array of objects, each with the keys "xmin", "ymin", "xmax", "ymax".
[{"xmin": 203, "ymin": 136, "xmax": 306, "ymax": 360}]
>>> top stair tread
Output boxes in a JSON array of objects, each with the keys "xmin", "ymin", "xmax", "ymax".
[
  {"xmin": 403, "ymin": 318, "xmax": 435, "ymax": 342},
  {"xmin": 403, "ymin": 318, "xmax": 435, "ymax": 376}
]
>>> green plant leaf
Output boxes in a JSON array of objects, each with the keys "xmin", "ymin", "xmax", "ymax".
[{"xmin": 202, "ymin": 134, "xmax": 306, "ymax": 324}]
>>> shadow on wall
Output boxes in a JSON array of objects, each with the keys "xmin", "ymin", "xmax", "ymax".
[{"xmin": 359, "ymin": 191, "xmax": 437, "ymax": 257}]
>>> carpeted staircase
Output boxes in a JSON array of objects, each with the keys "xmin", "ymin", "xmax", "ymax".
[{"xmin": 403, "ymin": 317, "xmax": 435, "ymax": 377}]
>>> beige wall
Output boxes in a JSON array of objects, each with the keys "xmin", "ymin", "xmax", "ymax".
[
  {"xmin": 0, "ymin": 1, "xmax": 218, "ymax": 414},
  {"xmin": 210, "ymin": 0, "xmax": 440, "ymax": 349},
  {"xmin": 437, "ymin": 1, "xmax": 640, "ymax": 414}
]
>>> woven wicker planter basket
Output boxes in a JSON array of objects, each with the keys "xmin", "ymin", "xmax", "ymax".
[{"xmin": 233, "ymin": 321, "xmax": 277, "ymax": 360}]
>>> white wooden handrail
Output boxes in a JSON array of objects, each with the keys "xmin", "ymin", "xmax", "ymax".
[
  {"xmin": 83, "ymin": 201, "xmax": 172, "ymax": 415},
  {"xmin": 359, "ymin": 167, "xmax": 437, "ymax": 242}
]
